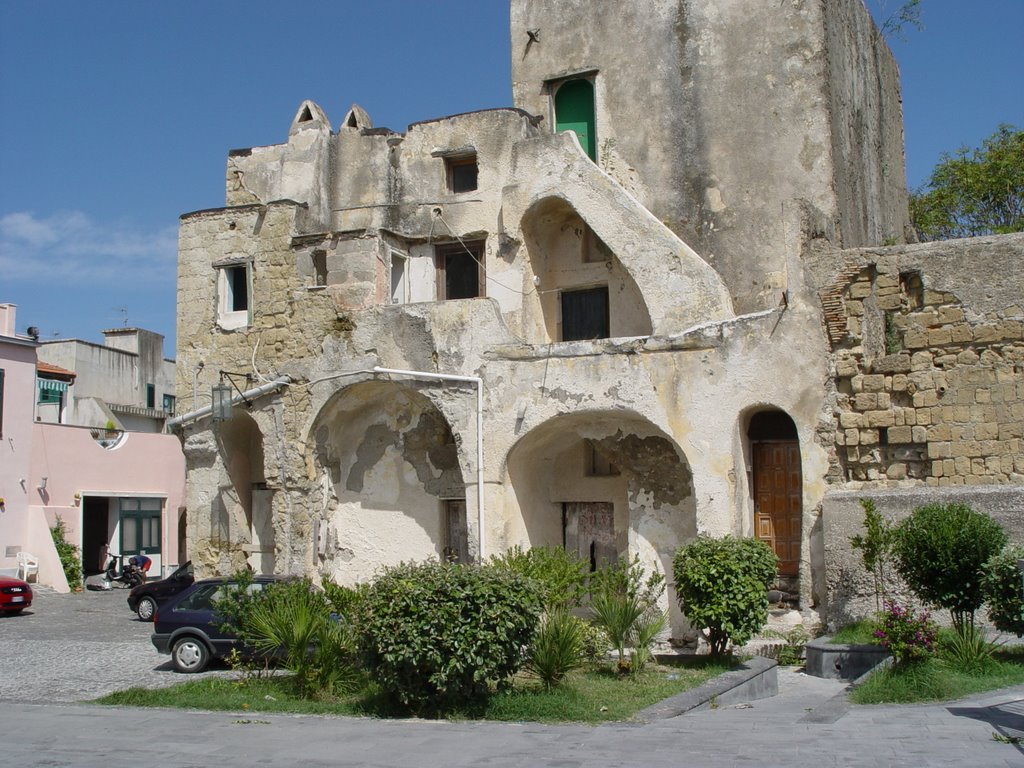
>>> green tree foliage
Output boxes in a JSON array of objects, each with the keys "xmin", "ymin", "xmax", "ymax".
[
  {"xmin": 910, "ymin": 125, "xmax": 1024, "ymax": 241},
  {"xmin": 892, "ymin": 503, "xmax": 1007, "ymax": 635},
  {"xmin": 489, "ymin": 545, "xmax": 588, "ymax": 610},
  {"xmin": 673, "ymin": 536, "xmax": 778, "ymax": 658},
  {"xmin": 876, "ymin": 0, "xmax": 923, "ymax": 41},
  {"xmin": 359, "ymin": 560, "xmax": 542, "ymax": 714},
  {"xmin": 50, "ymin": 519, "xmax": 82, "ymax": 591},
  {"xmin": 982, "ymin": 545, "xmax": 1024, "ymax": 638},
  {"xmin": 850, "ymin": 499, "xmax": 895, "ymax": 611},
  {"xmin": 588, "ymin": 555, "xmax": 666, "ymax": 675}
]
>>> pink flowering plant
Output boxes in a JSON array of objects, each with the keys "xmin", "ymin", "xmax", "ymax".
[{"xmin": 874, "ymin": 601, "xmax": 937, "ymax": 667}]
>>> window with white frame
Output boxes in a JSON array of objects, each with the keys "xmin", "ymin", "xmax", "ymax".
[{"xmin": 390, "ymin": 250, "xmax": 409, "ymax": 304}]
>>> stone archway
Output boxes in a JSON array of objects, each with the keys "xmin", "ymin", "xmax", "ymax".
[
  {"xmin": 504, "ymin": 410, "xmax": 696, "ymax": 639},
  {"xmin": 309, "ymin": 380, "xmax": 468, "ymax": 585}
]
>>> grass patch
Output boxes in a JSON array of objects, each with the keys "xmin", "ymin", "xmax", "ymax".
[
  {"xmin": 97, "ymin": 660, "xmax": 730, "ymax": 723},
  {"xmin": 828, "ymin": 619, "xmax": 880, "ymax": 645},
  {"xmin": 850, "ymin": 643, "xmax": 1024, "ymax": 705}
]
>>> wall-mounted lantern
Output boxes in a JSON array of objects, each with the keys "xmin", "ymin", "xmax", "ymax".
[{"xmin": 211, "ymin": 382, "xmax": 233, "ymax": 422}]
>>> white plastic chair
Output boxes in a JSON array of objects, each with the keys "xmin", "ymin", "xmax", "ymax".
[{"xmin": 16, "ymin": 552, "xmax": 39, "ymax": 582}]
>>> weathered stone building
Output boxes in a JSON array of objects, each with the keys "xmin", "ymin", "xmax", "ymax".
[{"xmin": 172, "ymin": 0, "xmax": 1022, "ymax": 634}]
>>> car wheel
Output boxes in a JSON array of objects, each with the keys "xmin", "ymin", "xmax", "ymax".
[
  {"xmin": 136, "ymin": 596, "xmax": 157, "ymax": 622},
  {"xmin": 171, "ymin": 637, "xmax": 210, "ymax": 673}
]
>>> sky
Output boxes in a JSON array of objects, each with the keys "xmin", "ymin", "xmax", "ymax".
[{"xmin": 1, "ymin": 0, "xmax": 1021, "ymax": 352}]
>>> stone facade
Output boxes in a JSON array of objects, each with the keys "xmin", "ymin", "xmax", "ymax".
[{"xmin": 172, "ymin": 0, "xmax": 1022, "ymax": 634}]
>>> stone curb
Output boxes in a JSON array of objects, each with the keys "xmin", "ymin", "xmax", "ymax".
[{"xmin": 634, "ymin": 656, "xmax": 778, "ymax": 722}]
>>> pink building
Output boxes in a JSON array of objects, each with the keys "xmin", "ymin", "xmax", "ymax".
[{"xmin": 0, "ymin": 303, "xmax": 185, "ymax": 591}]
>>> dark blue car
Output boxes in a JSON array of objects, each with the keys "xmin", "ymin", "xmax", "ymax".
[{"xmin": 151, "ymin": 575, "xmax": 282, "ymax": 673}]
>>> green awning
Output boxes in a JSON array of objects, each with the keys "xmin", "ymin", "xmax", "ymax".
[{"xmin": 37, "ymin": 378, "xmax": 69, "ymax": 393}]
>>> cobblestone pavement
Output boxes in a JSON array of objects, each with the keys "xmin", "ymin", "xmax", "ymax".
[
  {"xmin": 2, "ymin": 588, "xmax": 1023, "ymax": 766},
  {"xmin": 0, "ymin": 586, "xmax": 233, "ymax": 703}
]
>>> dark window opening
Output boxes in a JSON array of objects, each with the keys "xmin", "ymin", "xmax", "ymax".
[
  {"xmin": 346, "ymin": 112, "xmax": 359, "ymax": 128},
  {"xmin": 747, "ymin": 410, "xmax": 798, "ymax": 441},
  {"xmin": 226, "ymin": 265, "xmax": 249, "ymax": 312},
  {"xmin": 312, "ymin": 250, "xmax": 328, "ymax": 286},
  {"xmin": 561, "ymin": 286, "xmax": 609, "ymax": 341},
  {"xmin": 436, "ymin": 242, "xmax": 484, "ymax": 300},
  {"xmin": 585, "ymin": 439, "xmax": 619, "ymax": 476},
  {"xmin": 163, "ymin": 394, "xmax": 176, "ymax": 415},
  {"xmin": 298, "ymin": 106, "xmax": 313, "ymax": 122},
  {"xmin": 446, "ymin": 155, "xmax": 478, "ymax": 193},
  {"xmin": 146, "ymin": 384, "xmax": 155, "ymax": 409}
]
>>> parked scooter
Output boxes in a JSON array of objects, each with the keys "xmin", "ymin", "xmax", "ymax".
[{"xmin": 96, "ymin": 555, "xmax": 145, "ymax": 590}]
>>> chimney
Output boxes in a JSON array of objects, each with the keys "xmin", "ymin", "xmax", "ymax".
[{"xmin": 0, "ymin": 303, "xmax": 15, "ymax": 338}]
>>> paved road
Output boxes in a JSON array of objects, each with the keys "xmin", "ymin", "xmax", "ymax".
[{"xmin": 1, "ymin": 589, "xmax": 1023, "ymax": 767}]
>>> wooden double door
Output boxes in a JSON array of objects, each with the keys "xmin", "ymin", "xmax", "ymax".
[{"xmin": 752, "ymin": 442, "xmax": 802, "ymax": 577}]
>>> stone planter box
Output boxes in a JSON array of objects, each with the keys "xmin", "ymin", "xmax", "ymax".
[{"xmin": 805, "ymin": 636, "xmax": 888, "ymax": 680}]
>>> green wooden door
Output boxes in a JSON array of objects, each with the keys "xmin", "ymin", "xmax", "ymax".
[{"xmin": 555, "ymin": 79, "xmax": 596, "ymax": 160}]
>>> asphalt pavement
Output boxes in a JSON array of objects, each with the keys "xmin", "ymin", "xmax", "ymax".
[{"xmin": 1, "ymin": 588, "xmax": 1022, "ymax": 767}]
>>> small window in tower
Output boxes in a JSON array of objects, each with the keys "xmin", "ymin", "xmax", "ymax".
[
  {"xmin": 446, "ymin": 154, "xmax": 478, "ymax": 193},
  {"xmin": 217, "ymin": 262, "xmax": 251, "ymax": 330},
  {"xmin": 312, "ymin": 250, "xmax": 328, "ymax": 286}
]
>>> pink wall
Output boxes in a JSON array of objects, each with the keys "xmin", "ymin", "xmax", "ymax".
[
  {"xmin": 0, "ymin": 340, "xmax": 38, "ymax": 574},
  {"xmin": 28, "ymin": 423, "xmax": 186, "ymax": 576}
]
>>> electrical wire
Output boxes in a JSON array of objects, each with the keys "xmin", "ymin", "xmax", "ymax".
[{"xmin": 433, "ymin": 211, "xmax": 539, "ymax": 297}]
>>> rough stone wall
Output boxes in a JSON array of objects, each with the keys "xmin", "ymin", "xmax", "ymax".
[{"xmin": 815, "ymin": 234, "xmax": 1024, "ymax": 489}]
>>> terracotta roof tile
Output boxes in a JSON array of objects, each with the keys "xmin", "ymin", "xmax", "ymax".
[{"xmin": 36, "ymin": 361, "xmax": 77, "ymax": 380}]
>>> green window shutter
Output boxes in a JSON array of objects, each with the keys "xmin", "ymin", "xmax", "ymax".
[{"xmin": 555, "ymin": 79, "xmax": 596, "ymax": 161}]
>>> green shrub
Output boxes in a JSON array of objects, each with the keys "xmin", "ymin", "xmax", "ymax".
[
  {"xmin": 359, "ymin": 560, "xmax": 542, "ymax": 714},
  {"xmin": 489, "ymin": 545, "xmax": 588, "ymax": 609},
  {"xmin": 892, "ymin": 503, "xmax": 1007, "ymax": 635},
  {"xmin": 578, "ymin": 620, "xmax": 612, "ymax": 663},
  {"xmin": 241, "ymin": 578, "xmax": 359, "ymax": 698},
  {"xmin": 982, "ymin": 545, "xmax": 1024, "ymax": 637},
  {"xmin": 525, "ymin": 609, "xmax": 586, "ymax": 688},
  {"xmin": 673, "ymin": 536, "xmax": 778, "ymax": 658},
  {"xmin": 589, "ymin": 555, "xmax": 666, "ymax": 674},
  {"xmin": 50, "ymin": 519, "xmax": 82, "ymax": 590}
]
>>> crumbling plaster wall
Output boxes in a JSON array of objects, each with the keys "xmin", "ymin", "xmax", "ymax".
[{"xmin": 511, "ymin": 0, "xmax": 908, "ymax": 315}]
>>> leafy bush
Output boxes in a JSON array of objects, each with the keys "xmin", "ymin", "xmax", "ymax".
[
  {"xmin": 241, "ymin": 579, "xmax": 359, "ymax": 698},
  {"xmin": 850, "ymin": 499, "xmax": 895, "ymax": 611},
  {"xmin": 50, "ymin": 519, "xmax": 82, "ymax": 591},
  {"xmin": 489, "ymin": 545, "xmax": 588, "ymax": 609},
  {"xmin": 525, "ymin": 609, "xmax": 586, "ymax": 688},
  {"xmin": 359, "ymin": 560, "xmax": 542, "ymax": 714},
  {"xmin": 578, "ymin": 620, "xmax": 611, "ymax": 663},
  {"xmin": 892, "ymin": 503, "xmax": 1007, "ymax": 635},
  {"xmin": 874, "ymin": 601, "xmax": 936, "ymax": 667},
  {"xmin": 673, "ymin": 536, "xmax": 778, "ymax": 658},
  {"xmin": 589, "ymin": 556, "xmax": 666, "ymax": 674},
  {"xmin": 321, "ymin": 579, "xmax": 368, "ymax": 620},
  {"xmin": 982, "ymin": 545, "xmax": 1024, "ymax": 638}
]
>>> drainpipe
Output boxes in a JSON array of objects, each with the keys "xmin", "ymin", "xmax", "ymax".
[
  {"xmin": 165, "ymin": 376, "xmax": 292, "ymax": 431},
  {"xmin": 372, "ymin": 367, "xmax": 486, "ymax": 562}
]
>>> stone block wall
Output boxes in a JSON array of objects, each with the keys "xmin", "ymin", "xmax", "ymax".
[{"xmin": 818, "ymin": 235, "xmax": 1024, "ymax": 489}]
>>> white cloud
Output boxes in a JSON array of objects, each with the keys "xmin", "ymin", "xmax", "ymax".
[{"xmin": 0, "ymin": 210, "xmax": 177, "ymax": 284}]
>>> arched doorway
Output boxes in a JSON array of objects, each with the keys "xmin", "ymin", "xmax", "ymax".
[{"xmin": 747, "ymin": 410, "xmax": 801, "ymax": 578}]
